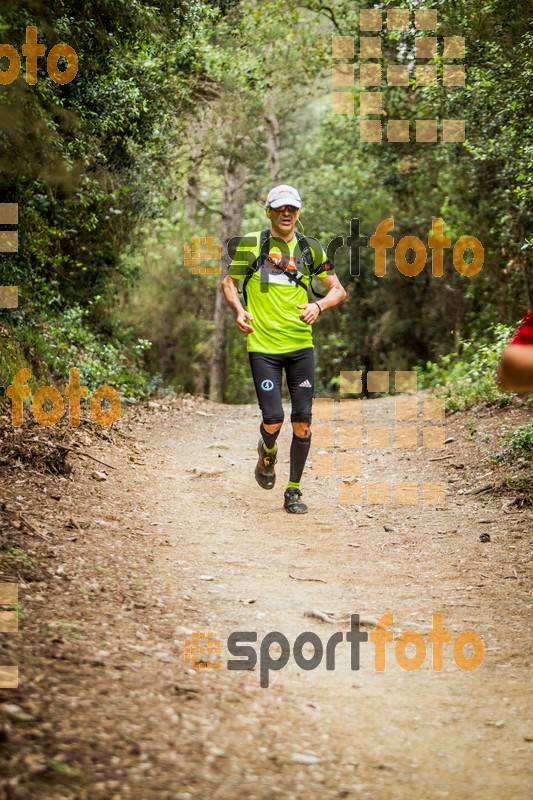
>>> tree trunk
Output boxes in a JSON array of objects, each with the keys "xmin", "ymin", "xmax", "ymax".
[
  {"xmin": 264, "ymin": 99, "xmax": 280, "ymax": 182},
  {"xmin": 184, "ymin": 143, "xmax": 202, "ymax": 226},
  {"xmin": 209, "ymin": 156, "xmax": 248, "ymax": 402},
  {"xmin": 524, "ymin": 254, "xmax": 533, "ymax": 306}
]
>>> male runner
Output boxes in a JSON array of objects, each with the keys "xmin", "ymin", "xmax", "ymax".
[{"xmin": 222, "ymin": 184, "xmax": 346, "ymax": 514}]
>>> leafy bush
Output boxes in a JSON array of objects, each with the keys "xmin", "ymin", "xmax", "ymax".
[
  {"xmin": 485, "ymin": 423, "xmax": 533, "ymax": 471},
  {"xmin": 10, "ymin": 306, "xmax": 159, "ymax": 400},
  {"xmin": 416, "ymin": 324, "xmax": 516, "ymax": 411},
  {"xmin": 500, "ymin": 423, "xmax": 533, "ymax": 457}
]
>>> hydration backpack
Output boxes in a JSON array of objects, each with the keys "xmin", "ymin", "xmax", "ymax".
[{"xmin": 241, "ymin": 229, "xmax": 328, "ymax": 306}]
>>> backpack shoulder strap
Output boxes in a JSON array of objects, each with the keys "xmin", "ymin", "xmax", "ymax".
[
  {"xmin": 258, "ymin": 228, "xmax": 271, "ymax": 268},
  {"xmin": 295, "ymin": 231, "xmax": 323, "ymax": 298},
  {"xmin": 242, "ymin": 229, "xmax": 270, "ymax": 306},
  {"xmin": 294, "ymin": 231, "xmax": 315, "ymax": 272}
]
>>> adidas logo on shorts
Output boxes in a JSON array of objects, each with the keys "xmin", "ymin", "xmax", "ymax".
[{"xmin": 299, "ymin": 379, "xmax": 312, "ymax": 388}]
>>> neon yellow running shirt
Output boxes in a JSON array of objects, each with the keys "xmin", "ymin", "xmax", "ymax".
[{"xmin": 228, "ymin": 231, "xmax": 333, "ymax": 354}]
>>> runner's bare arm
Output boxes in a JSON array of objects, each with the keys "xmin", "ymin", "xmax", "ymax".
[
  {"xmin": 298, "ymin": 274, "xmax": 347, "ymax": 325},
  {"xmin": 315, "ymin": 273, "xmax": 347, "ymax": 311},
  {"xmin": 222, "ymin": 275, "xmax": 254, "ymax": 334}
]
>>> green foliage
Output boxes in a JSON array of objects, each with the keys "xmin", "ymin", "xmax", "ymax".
[
  {"xmin": 47, "ymin": 619, "xmax": 84, "ymax": 640},
  {"xmin": 4, "ymin": 547, "xmax": 35, "ymax": 571},
  {"xmin": 269, "ymin": 0, "xmax": 531, "ymax": 391},
  {"xmin": 417, "ymin": 324, "xmax": 515, "ymax": 411},
  {"xmin": 119, "ymin": 218, "xmax": 218, "ymax": 396},
  {"xmin": 500, "ymin": 424, "xmax": 533, "ymax": 457},
  {"xmin": 466, "ymin": 419, "xmax": 477, "ymax": 437},
  {"xmin": 485, "ymin": 422, "xmax": 533, "ymax": 472},
  {"xmin": 6, "ymin": 601, "xmax": 29, "ymax": 624},
  {"xmin": 225, "ymin": 326, "xmax": 254, "ymax": 404},
  {"xmin": 0, "ymin": 0, "xmax": 234, "ymax": 394},
  {"xmin": 48, "ymin": 759, "xmax": 73, "ymax": 775},
  {"xmin": 0, "ymin": 0, "xmax": 215, "ymax": 305},
  {"xmin": 15, "ymin": 305, "xmax": 156, "ymax": 398}
]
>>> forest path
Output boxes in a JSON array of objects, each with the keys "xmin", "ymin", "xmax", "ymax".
[
  {"xmin": 114, "ymin": 394, "xmax": 531, "ymax": 799},
  {"xmin": 1, "ymin": 394, "xmax": 532, "ymax": 800}
]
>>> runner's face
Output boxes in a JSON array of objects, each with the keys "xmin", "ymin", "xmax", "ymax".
[{"xmin": 267, "ymin": 205, "xmax": 300, "ymax": 236}]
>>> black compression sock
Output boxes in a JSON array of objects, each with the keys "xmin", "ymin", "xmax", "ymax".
[
  {"xmin": 289, "ymin": 433, "xmax": 311, "ymax": 484},
  {"xmin": 260, "ymin": 423, "xmax": 280, "ymax": 452}
]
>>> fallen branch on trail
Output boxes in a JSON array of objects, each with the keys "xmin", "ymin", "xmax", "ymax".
[
  {"xmin": 465, "ymin": 482, "xmax": 494, "ymax": 495},
  {"xmin": 289, "ymin": 574, "xmax": 327, "ymax": 584},
  {"xmin": 58, "ymin": 445, "xmax": 117, "ymax": 470}
]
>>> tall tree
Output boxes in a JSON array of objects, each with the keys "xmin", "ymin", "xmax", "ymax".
[{"xmin": 210, "ymin": 156, "xmax": 248, "ymax": 401}]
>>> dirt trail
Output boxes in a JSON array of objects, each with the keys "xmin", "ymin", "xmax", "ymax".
[{"xmin": 1, "ymin": 395, "xmax": 532, "ymax": 799}]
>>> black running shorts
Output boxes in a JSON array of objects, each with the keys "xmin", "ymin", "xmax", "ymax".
[{"xmin": 249, "ymin": 348, "xmax": 315, "ymax": 424}]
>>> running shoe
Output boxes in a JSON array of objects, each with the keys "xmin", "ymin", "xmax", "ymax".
[
  {"xmin": 284, "ymin": 487, "xmax": 308, "ymax": 514},
  {"xmin": 254, "ymin": 439, "xmax": 277, "ymax": 490}
]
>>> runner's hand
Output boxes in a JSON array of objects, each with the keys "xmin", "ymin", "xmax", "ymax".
[
  {"xmin": 236, "ymin": 310, "xmax": 254, "ymax": 334},
  {"xmin": 298, "ymin": 304, "xmax": 320, "ymax": 325}
]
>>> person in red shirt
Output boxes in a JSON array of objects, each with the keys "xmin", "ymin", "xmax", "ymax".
[{"xmin": 498, "ymin": 307, "xmax": 533, "ymax": 392}]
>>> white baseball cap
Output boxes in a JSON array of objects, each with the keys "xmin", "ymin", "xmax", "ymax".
[{"xmin": 265, "ymin": 184, "xmax": 302, "ymax": 209}]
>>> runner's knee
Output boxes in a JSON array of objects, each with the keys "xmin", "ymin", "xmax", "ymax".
[
  {"xmin": 263, "ymin": 421, "xmax": 283, "ymax": 434},
  {"xmin": 292, "ymin": 421, "xmax": 311, "ymax": 438}
]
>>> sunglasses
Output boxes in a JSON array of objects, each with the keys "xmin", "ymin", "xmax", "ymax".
[{"xmin": 269, "ymin": 205, "xmax": 299, "ymax": 213}]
